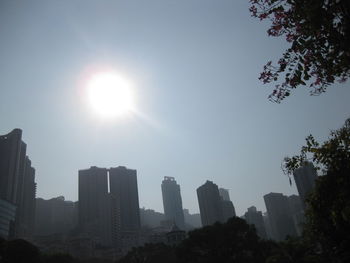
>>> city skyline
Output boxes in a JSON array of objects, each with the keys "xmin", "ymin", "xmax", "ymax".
[{"xmin": 1, "ymin": 0, "xmax": 350, "ymax": 216}]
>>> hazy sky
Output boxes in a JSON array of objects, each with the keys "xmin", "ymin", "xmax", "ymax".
[{"xmin": 1, "ymin": 0, "xmax": 349, "ymax": 216}]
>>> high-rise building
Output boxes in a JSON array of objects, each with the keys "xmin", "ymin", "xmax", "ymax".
[
  {"xmin": 197, "ymin": 180, "xmax": 224, "ymax": 226},
  {"xmin": 183, "ymin": 209, "xmax": 202, "ymax": 229},
  {"xmin": 35, "ymin": 196, "xmax": 78, "ymax": 236},
  {"xmin": 219, "ymin": 188, "xmax": 230, "ymax": 201},
  {"xmin": 0, "ymin": 129, "xmax": 36, "ymax": 239},
  {"xmin": 18, "ymin": 157, "xmax": 36, "ymax": 237},
  {"xmin": 218, "ymin": 188, "xmax": 236, "ymax": 222},
  {"xmin": 244, "ymin": 206, "xmax": 267, "ymax": 239},
  {"xmin": 109, "ymin": 166, "xmax": 141, "ymax": 232},
  {"xmin": 0, "ymin": 129, "xmax": 25, "ymax": 204},
  {"xmin": 161, "ymin": 177, "xmax": 185, "ymax": 229},
  {"xmin": 221, "ymin": 200, "xmax": 236, "ymax": 222},
  {"xmin": 293, "ymin": 162, "xmax": 318, "ymax": 208},
  {"xmin": 264, "ymin": 192, "xmax": 297, "ymax": 241},
  {"xmin": 78, "ymin": 166, "xmax": 115, "ymax": 246},
  {"xmin": 288, "ymin": 195, "xmax": 304, "ymax": 236}
]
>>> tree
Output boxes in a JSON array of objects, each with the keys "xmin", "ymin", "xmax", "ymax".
[
  {"xmin": 0, "ymin": 239, "xmax": 40, "ymax": 263},
  {"xmin": 249, "ymin": 0, "xmax": 350, "ymax": 102},
  {"xmin": 176, "ymin": 217, "xmax": 269, "ymax": 263},
  {"xmin": 283, "ymin": 118, "xmax": 350, "ymax": 262},
  {"xmin": 117, "ymin": 243, "xmax": 176, "ymax": 263}
]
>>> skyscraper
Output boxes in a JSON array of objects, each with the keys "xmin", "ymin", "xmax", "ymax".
[
  {"xmin": 18, "ymin": 157, "xmax": 36, "ymax": 237},
  {"xmin": 0, "ymin": 129, "xmax": 36, "ymax": 239},
  {"xmin": 293, "ymin": 162, "xmax": 317, "ymax": 208},
  {"xmin": 218, "ymin": 188, "xmax": 236, "ymax": 222},
  {"xmin": 244, "ymin": 206, "xmax": 267, "ymax": 239},
  {"xmin": 109, "ymin": 166, "xmax": 141, "ymax": 232},
  {"xmin": 78, "ymin": 166, "xmax": 114, "ymax": 246},
  {"xmin": 197, "ymin": 180, "xmax": 224, "ymax": 226},
  {"xmin": 264, "ymin": 192, "xmax": 297, "ymax": 241},
  {"xmin": 161, "ymin": 176, "xmax": 185, "ymax": 229},
  {"xmin": 0, "ymin": 129, "xmax": 25, "ymax": 204},
  {"xmin": 219, "ymin": 188, "xmax": 230, "ymax": 201}
]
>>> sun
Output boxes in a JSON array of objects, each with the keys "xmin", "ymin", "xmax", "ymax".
[{"xmin": 87, "ymin": 72, "xmax": 134, "ymax": 118}]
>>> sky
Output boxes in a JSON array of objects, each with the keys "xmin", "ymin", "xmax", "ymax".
[{"xmin": 1, "ymin": 0, "xmax": 349, "ymax": 216}]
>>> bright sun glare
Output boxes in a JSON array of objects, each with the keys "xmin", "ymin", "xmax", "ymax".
[{"xmin": 87, "ymin": 72, "xmax": 134, "ymax": 118}]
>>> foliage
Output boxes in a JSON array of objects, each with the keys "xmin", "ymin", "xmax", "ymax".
[
  {"xmin": 0, "ymin": 239, "xmax": 40, "ymax": 263},
  {"xmin": 41, "ymin": 253, "xmax": 76, "ymax": 263},
  {"xmin": 283, "ymin": 118, "xmax": 350, "ymax": 262},
  {"xmin": 117, "ymin": 243, "xmax": 176, "ymax": 263},
  {"xmin": 249, "ymin": 0, "xmax": 350, "ymax": 102},
  {"xmin": 176, "ymin": 217, "xmax": 269, "ymax": 263}
]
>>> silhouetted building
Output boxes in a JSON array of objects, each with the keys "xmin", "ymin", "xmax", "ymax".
[
  {"xmin": 183, "ymin": 209, "xmax": 202, "ymax": 229},
  {"xmin": 221, "ymin": 200, "xmax": 236, "ymax": 222},
  {"xmin": 0, "ymin": 199, "xmax": 16, "ymax": 239},
  {"xmin": 0, "ymin": 129, "xmax": 36, "ymax": 239},
  {"xmin": 0, "ymin": 129, "xmax": 24, "ymax": 204},
  {"xmin": 263, "ymin": 212, "xmax": 273, "ymax": 240},
  {"xmin": 264, "ymin": 192, "xmax": 297, "ymax": 241},
  {"xmin": 161, "ymin": 176, "xmax": 185, "ymax": 230},
  {"xmin": 18, "ymin": 157, "xmax": 36, "ymax": 237},
  {"xmin": 109, "ymin": 166, "xmax": 141, "ymax": 232},
  {"xmin": 78, "ymin": 167, "xmax": 116, "ymax": 247},
  {"xmin": 293, "ymin": 162, "xmax": 317, "ymax": 209},
  {"xmin": 140, "ymin": 208, "xmax": 164, "ymax": 228},
  {"xmin": 197, "ymin": 180, "xmax": 224, "ymax": 226},
  {"xmin": 244, "ymin": 206, "xmax": 267, "ymax": 239},
  {"xmin": 219, "ymin": 188, "xmax": 230, "ymax": 201},
  {"xmin": 218, "ymin": 188, "xmax": 236, "ymax": 222},
  {"xmin": 288, "ymin": 195, "xmax": 304, "ymax": 236},
  {"xmin": 35, "ymin": 196, "xmax": 78, "ymax": 236},
  {"xmin": 166, "ymin": 224, "xmax": 186, "ymax": 246}
]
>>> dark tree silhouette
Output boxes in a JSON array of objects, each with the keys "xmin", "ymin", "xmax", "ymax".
[
  {"xmin": 176, "ymin": 217, "xmax": 269, "ymax": 263},
  {"xmin": 0, "ymin": 239, "xmax": 40, "ymax": 263},
  {"xmin": 250, "ymin": 0, "xmax": 350, "ymax": 102},
  {"xmin": 117, "ymin": 243, "xmax": 176, "ymax": 263},
  {"xmin": 284, "ymin": 118, "xmax": 350, "ymax": 262}
]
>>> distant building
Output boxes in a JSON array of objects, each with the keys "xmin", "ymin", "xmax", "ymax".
[
  {"xmin": 221, "ymin": 200, "xmax": 236, "ymax": 222},
  {"xmin": 0, "ymin": 129, "xmax": 24, "ymax": 204},
  {"xmin": 264, "ymin": 192, "xmax": 297, "ymax": 241},
  {"xmin": 166, "ymin": 224, "xmax": 186, "ymax": 246},
  {"xmin": 78, "ymin": 166, "xmax": 116, "ymax": 247},
  {"xmin": 288, "ymin": 195, "xmax": 304, "ymax": 236},
  {"xmin": 183, "ymin": 209, "xmax": 202, "ymax": 229},
  {"xmin": 0, "ymin": 129, "xmax": 36, "ymax": 239},
  {"xmin": 35, "ymin": 196, "xmax": 78, "ymax": 236},
  {"xmin": 109, "ymin": 166, "xmax": 141, "ymax": 232},
  {"xmin": 293, "ymin": 162, "xmax": 318, "ymax": 208},
  {"xmin": 0, "ymin": 199, "xmax": 16, "ymax": 239},
  {"xmin": 161, "ymin": 177, "xmax": 185, "ymax": 230},
  {"xmin": 244, "ymin": 206, "xmax": 267, "ymax": 239},
  {"xmin": 197, "ymin": 180, "xmax": 224, "ymax": 226},
  {"xmin": 218, "ymin": 188, "xmax": 236, "ymax": 222},
  {"xmin": 219, "ymin": 188, "xmax": 230, "ymax": 201},
  {"xmin": 140, "ymin": 208, "xmax": 164, "ymax": 228},
  {"xmin": 19, "ymin": 157, "xmax": 36, "ymax": 238}
]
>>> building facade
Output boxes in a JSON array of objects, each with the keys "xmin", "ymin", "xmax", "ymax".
[
  {"xmin": 78, "ymin": 166, "xmax": 115, "ymax": 247},
  {"xmin": 0, "ymin": 129, "xmax": 36, "ymax": 239},
  {"xmin": 161, "ymin": 176, "xmax": 185, "ymax": 230},
  {"xmin": 244, "ymin": 206, "xmax": 267, "ymax": 239},
  {"xmin": 35, "ymin": 196, "xmax": 78, "ymax": 236},
  {"xmin": 264, "ymin": 192, "xmax": 297, "ymax": 241},
  {"xmin": 109, "ymin": 166, "xmax": 141, "ymax": 232},
  {"xmin": 293, "ymin": 162, "xmax": 318, "ymax": 209},
  {"xmin": 197, "ymin": 180, "xmax": 224, "ymax": 226}
]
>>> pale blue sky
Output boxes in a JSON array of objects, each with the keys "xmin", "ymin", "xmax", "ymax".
[{"xmin": 1, "ymin": 0, "xmax": 349, "ymax": 216}]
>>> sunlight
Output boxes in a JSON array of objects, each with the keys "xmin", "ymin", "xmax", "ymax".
[{"xmin": 87, "ymin": 72, "xmax": 135, "ymax": 118}]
